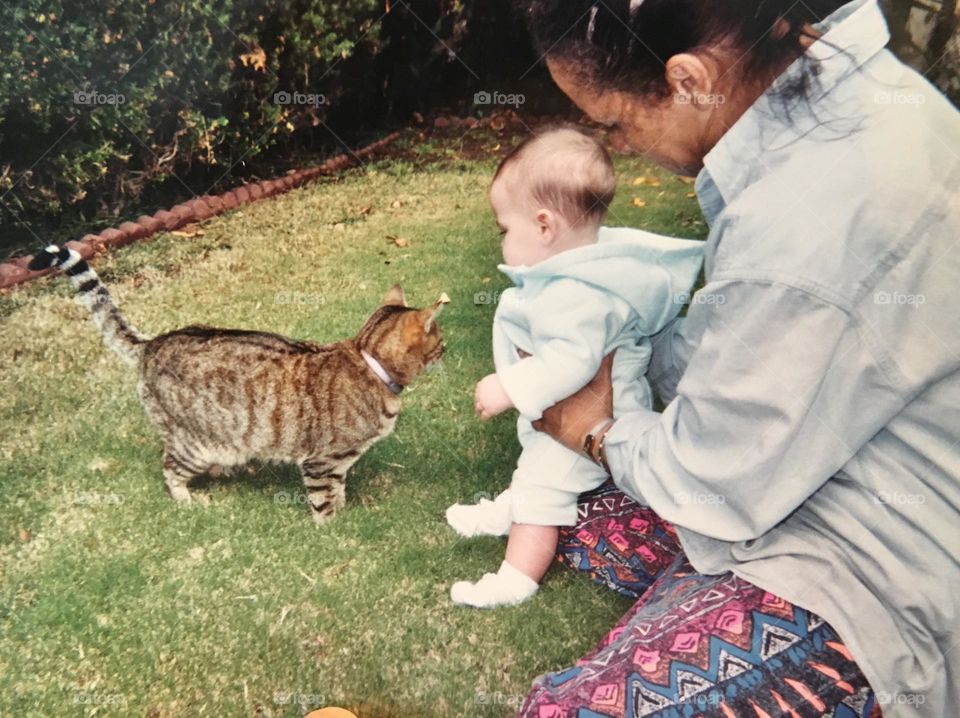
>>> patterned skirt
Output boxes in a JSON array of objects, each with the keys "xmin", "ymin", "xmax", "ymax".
[{"xmin": 518, "ymin": 482, "xmax": 883, "ymax": 718}]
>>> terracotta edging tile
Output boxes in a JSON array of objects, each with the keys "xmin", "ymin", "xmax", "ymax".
[{"xmin": 0, "ymin": 131, "xmax": 400, "ymax": 290}]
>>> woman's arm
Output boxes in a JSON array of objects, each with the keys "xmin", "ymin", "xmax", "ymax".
[
  {"xmin": 530, "ymin": 352, "xmax": 616, "ymax": 454},
  {"xmin": 534, "ymin": 278, "xmax": 908, "ymax": 542}
]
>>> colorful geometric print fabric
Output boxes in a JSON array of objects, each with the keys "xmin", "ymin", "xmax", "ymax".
[{"xmin": 519, "ymin": 482, "xmax": 882, "ymax": 718}]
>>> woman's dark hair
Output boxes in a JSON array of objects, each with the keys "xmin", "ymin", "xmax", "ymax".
[{"xmin": 525, "ymin": 0, "xmax": 851, "ymax": 102}]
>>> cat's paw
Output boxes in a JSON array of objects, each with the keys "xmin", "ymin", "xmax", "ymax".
[
  {"xmin": 165, "ymin": 482, "xmax": 193, "ymax": 503},
  {"xmin": 311, "ymin": 508, "xmax": 338, "ymax": 526}
]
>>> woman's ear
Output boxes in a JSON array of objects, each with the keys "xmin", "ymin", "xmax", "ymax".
[{"xmin": 664, "ymin": 53, "xmax": 715, "ymax": 107}]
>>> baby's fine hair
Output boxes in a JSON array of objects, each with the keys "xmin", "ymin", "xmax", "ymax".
[{"xmin": 493, "ymin": 126, "xmax": 616, "ymax": 227}]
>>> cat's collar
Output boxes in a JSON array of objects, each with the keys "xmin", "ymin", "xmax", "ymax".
[{"xmin": 361, "ymin": 350, "xmax": 404, "ymax": 395}]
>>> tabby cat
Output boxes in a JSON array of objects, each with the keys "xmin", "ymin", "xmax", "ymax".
[{"xmin": 29, "ymin": 245, "xmax": 446, "ymax": 523}]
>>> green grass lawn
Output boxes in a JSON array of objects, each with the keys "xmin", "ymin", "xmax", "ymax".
[{"xmin": 0, "ymin": 128, "xmax": 707, "ymax": 718}]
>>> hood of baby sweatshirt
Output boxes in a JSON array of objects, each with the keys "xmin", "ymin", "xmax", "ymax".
[{"xmin": 498, "ymin": 226, "xmax": 704, "ymax": 334}]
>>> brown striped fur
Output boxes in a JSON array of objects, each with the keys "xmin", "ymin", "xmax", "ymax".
[
  {"xmin": 140, "ymin": 285, "xmax": 444, "ymax": 522},
  {"xmin": 29, "ymin": 242, "xmax": 445, "ymax": 524}
]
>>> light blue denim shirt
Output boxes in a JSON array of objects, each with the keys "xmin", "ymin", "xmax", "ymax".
[{"xmin": 603, "ymin": 0, "xmax": 960, "ymax": 714}]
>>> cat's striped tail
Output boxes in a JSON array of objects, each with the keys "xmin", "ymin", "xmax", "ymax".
[{"xmin": 29, "ymin": 245, "xmax": 146, "ymax": 366}]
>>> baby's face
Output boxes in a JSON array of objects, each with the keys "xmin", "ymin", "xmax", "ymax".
[{"xmin": 489, "ymin": 178, "xmax": 554, "ymax": 267}]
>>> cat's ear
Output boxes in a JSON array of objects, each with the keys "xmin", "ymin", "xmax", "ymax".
[
  {"xmin": 420, "ymin": 292, "xmax": 450, "ymax": 333},
  {"xmin": 382, "ymin": 284, "xmax": 407, "ymax": 307}
]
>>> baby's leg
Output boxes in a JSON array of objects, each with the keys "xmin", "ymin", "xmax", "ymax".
[
  {"xmin": 450, "ymin": 523, "xmax": 556, "ymax": 608},
  {"xmin": 451, "ymin": 431, "xmax": 606, "ymax": 608},
  {"xmin": 506, "ymin": 523, "xmax": 559, "ymax": 583},
  {"xmin": 450, "ymin": 524, "xmax": 559, "ymax": 608}
]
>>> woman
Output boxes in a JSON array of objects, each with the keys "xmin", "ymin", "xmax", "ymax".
[{"xmin": 516, "ymin": 0, "xmax": 960, "ymax": 716}]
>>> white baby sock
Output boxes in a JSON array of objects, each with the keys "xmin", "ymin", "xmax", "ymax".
[
  {"xmin": 445, "ymin": 489, "xmax": 513, "ymax": 537},
  {"xmin": 450, "ymin": 560, "xmax": 539, "ymax": 608}
]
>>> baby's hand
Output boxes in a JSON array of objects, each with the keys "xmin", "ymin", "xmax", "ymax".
[{"xmin": 475, "ymin": 373, "xmax": 514, "ymax": 421}]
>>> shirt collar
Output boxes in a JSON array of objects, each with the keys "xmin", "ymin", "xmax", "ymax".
[{"xmin": 697, "ymin": 0, "xmax": 891, "ymax": 218}]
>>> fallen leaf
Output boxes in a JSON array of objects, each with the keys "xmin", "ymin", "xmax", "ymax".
[
  {"xmin": 390, "ymin": 199, "xmax": 402, "ymax": 209},
  {"xmin": 358, "ymin": 205, "xmax": 372, "ymax": 215},
  {"xmin": 171, "ymin": 226, "xmax": 204, "ymax": 238},
  {"xmin": 632, "ymin": 176, "xmax": 648, "ymax": 185},
  {"xmin": 632, "ymin": 198, "xmax": 647, "ymax": 208},
  {"xmin": 687, "ymin": 192, "xmax": 697, "ymax": 199},
  {"xmin": 19, "ymin": 529, "xmax": 31, "ymax": 542},
  {"xmin": 678, "ymin": 176, "xmax": 697, "ymax": 185},
  {"xmin": 239, "ymin": 47, "xmax": 267, "ymax": 72},
  {"xmin": 491, "ymin": 143, "xmax": 501, "ymax": 152},
  {"xmin": 324, "ymin": 559, "xmax": 352, "ymax": 578},
  {"xmin": 386, "ymin": 235, "xmax": 409, "ymax": 247}
]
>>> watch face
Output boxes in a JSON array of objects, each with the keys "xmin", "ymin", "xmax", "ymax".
[{"xmin": 583, "ymin": 434, "xmax": 595, "ymax": 456}]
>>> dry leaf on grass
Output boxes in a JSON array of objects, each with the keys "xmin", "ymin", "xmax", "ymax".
[
  {"xmin": 171, "ymin": 224, "xmax": 204, "ymax": 238},
  {"xmin": 632, "ymin": 198, "xmax": 647, "ymax": 208},
  {"xmin": 386, "ymin": 235, "xmax": 409, "ymax": 247}
]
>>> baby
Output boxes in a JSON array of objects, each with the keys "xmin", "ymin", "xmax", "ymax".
[{"xmin": 447, "ymin": 127, "xmax": 703, "ymax": 608}]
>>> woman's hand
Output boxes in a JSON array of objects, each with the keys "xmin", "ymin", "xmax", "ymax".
[
  {"xmin": 475, "ymin": 373, "xmax": 514, "ymax": 421},
  {"xmin": 532, "ymin": 352, "xmax": 616, "ymax": 454}
]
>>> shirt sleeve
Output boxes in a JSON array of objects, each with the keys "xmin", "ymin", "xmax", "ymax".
[
  {"xmin": 604, "ymin": 278, "xmax": 905, "ymax": 541},
  {"xmin": 497, "ymin": 279, "xmax": 631, "ymax": 419}
]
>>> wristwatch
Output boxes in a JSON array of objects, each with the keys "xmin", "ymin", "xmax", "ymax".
[{"xmin": 583, "ymin": 419, "xmax": 614, "ymax": 474}]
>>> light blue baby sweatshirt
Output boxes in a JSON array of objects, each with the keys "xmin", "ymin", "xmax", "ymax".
[{"xmin": 492, "ymin": 227, "xmax": 704, "ymax": 419}]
